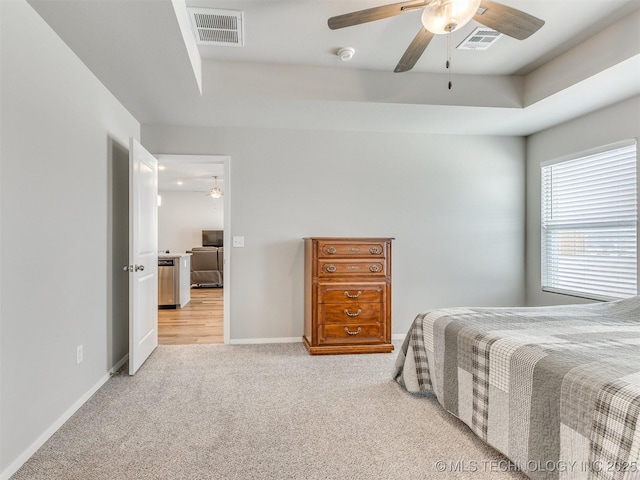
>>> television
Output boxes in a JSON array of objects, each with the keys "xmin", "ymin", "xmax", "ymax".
[{"xmin": 202, "ymin": 230, "xmax": 223, "ymax": 247}]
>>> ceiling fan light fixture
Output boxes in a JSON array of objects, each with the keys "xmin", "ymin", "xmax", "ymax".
[
  {"xmin": 209, "ymin": 176, "xmax": 223, "ymax": 198},
  {"xmin": 421, "ymin": 0, "xmax": 482, "ymax": 34}
]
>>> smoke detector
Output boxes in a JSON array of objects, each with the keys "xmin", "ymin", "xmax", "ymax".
[
  {"xmin": 188, "ymin": 8, "xmax": 244, "ymax": 47},
  {"xmin": 457, "ymin": 27, "xmax": 502, "ymax": 50},
  {"xmin": 337, "ymin": 47, "xmax": 355, "ymax": 61}
]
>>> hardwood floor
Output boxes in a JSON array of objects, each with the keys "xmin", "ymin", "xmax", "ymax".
[{"xmin": 158, "ymin": 287, "xmax": 223, "ymax": 345}]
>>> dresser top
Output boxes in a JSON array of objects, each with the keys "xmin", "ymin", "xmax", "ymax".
[{"xmin": 304, "ymin": 237, "xmax": 394, "ymax": 241}]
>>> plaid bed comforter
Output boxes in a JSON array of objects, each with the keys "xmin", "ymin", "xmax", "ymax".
[{"xmin": 394, "ymin": 297, "xmax": 640, "ymax": 480}]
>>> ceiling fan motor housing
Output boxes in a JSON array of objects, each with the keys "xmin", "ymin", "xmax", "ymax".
[{"xmin": 421, "ymin": 0, "xmax": 482, "ymax": 34}]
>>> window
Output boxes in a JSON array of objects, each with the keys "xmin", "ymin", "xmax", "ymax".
[{"xmin": 541, "ymin": 141, "xmax": 637, "ymax": 300}]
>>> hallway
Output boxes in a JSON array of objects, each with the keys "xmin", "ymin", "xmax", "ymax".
[{"xmin": 158, "ymin": 288, "xmax": 223, "ymax": 344}]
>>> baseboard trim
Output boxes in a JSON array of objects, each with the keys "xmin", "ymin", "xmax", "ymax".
[
  {"xmin": 0, "ymin": 371, "xmax": 112, "ymax": 480},
  {"xmin": 229, "ymin": 337, "xmax": 301, "ymax": 345},
  {"xmin": 230, "ymin": 336, "xmax": 407, "ymax": 344},
  {"xmin": 110, "ymin": 354, "xmax": 129, "ymax": 374},
  {"xmin": 229, "ymin": 336, "xmax": 406, "ymax": 345}
]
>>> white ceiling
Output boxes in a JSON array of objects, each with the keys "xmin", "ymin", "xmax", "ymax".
[
  {"xmin": 157, "ymin": 159, "xmax": 224, "ymax": 192},
  {"xmin": 187, "ymin": 0, "xmax": 637, "ymax": 75},
  {"xmin": 28, "ymin": 0, "xmax": 640, "ymax": 144}
]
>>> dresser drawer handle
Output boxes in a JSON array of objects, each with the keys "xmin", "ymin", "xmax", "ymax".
[
  {"xmin": 343, "ymin": 308, "xmax": 362, "ymax": 317},
  {"xmin": 326, "ymin": 246, "xmax": 336, "ymax": 254},
  {"xmin": 344, "ymin": 290, "xmax": 362, "ymax": 298},
  {"xmin": 344, "ymin": 327, "xmax": 362, "ymax": 336},
  {"xmin": 370, "ymin": 246, "xmax": 382, "ymax": 254},
  {"xmin": 369, "ymin": 264, "xmax": 380, "ymax": 273},
  {"xmin": 326, "ymin": 264, "xmax": 337, "ymax": 273}
]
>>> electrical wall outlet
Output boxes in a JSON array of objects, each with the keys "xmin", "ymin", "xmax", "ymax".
[{"xmin": 76, "ymin": 345, "xmax": 83, "ymax": 364}]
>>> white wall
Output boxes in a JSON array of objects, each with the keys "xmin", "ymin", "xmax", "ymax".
[
  {"xmin": 525, "ymin": 95, "xmax": 640, "ymax": 306},
  {"xmin": 158, "ymin": 190, "xmax": 223, "ymax": 254},
  {"xmin": 142, "ymin": 125, "xmax": 526, "ymax": 341},
  {"xmin": 0, "ymin": 1, "xmax": 140, "ymax": 476}
]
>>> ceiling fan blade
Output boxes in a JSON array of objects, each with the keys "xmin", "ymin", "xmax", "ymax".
[
  {"xmin": 474, "ymin": 1, "xmax": 544, "ymax": 40},
  {"xmin": 394, "ymin": 27, "xmax": 434, "ymax": 73},
  {"xmin": 328, "ymin": 0, "xmax": 426, "ymax": 30}
]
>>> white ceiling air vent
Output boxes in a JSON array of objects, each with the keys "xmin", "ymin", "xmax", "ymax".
[
  {"xmin": 187, "ymin": 8, "xmax": 244, "ymax": 47},
  {"xmin": 457, "ymin": 27, "xmax": 502, "ymax": 51}
]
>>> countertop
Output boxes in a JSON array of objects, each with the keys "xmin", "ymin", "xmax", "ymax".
[{"xmin": 158, "ymin": 253, "xmax": 192, "ymax": 260}]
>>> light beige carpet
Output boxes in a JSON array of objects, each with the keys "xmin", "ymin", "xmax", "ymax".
[{"xmin": 12, "ymin": 342, "xmax": 527, "ymax": 479}]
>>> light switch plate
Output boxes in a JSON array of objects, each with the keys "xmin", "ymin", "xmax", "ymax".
[{"xmin": 232, "ymin": 236, "xmax": 245, "ymax": 247}]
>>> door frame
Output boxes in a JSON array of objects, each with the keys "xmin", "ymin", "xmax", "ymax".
[{"xmin": 155, "ymin": 154, "xmax": 231, "ymax": 344}]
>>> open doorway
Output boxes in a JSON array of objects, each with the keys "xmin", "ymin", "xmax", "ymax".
[{"xmin": 155, "ymin": 154, "xmax": 230, "ymax": 345}]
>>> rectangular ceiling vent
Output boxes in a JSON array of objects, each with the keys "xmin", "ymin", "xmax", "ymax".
[
  {"xmin": 457, "ymin": 27, "xmax": 502, "ymax": 50},
  {"xmin": 187, "ymin": 8, "xmax": 244, "ymax": 47}
]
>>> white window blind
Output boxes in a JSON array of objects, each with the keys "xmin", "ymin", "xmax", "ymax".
[{"xmin": 541, "ymin": 141, "xmax": 637, "ymax": 300}]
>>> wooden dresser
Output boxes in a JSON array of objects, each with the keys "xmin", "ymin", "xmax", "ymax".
[{"xmin": 303, "ymin": 237, "xmax": 394, "ymax": 355}]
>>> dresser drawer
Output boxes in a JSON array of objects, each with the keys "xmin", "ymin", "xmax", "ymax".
[
  {"xmin": 318, "ymin": 323, "xmax": 386, "ymax": 345},
  {"xmin": 318, "ymin": 241, "xmax": 385, "ymax": 258},
  {"xmin": 318, "ymin": 283, "xmax": 385, "ymax": 304},
  {"xmin": 318, "ymin": 259, "xmax": 386, "ymax": 276},
  {"xmin": 319, "ymin": 303, "xmax": 383, "ymax": 324}
]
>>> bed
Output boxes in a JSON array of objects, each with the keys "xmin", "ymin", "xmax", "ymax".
[{"xmin": 394, "ymin": 297, "xmax": 640, "ymax": 480}]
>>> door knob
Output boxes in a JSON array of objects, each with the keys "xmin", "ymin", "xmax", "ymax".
[{"xmin": 134, "ymin": 264, "xmax": 145, "ymax": 272}]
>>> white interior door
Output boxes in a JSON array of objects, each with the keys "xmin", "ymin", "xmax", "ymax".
[{"xmin": 128, "ymin": 138, "xmax": 158, "ymax": 375}]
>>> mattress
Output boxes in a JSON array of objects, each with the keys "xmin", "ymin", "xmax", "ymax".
[{"xmin": 394, "ymin": 297, "xmax": 640, "ymax": 479}]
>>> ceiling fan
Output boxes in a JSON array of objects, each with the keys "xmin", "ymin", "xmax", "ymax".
[
  {"xmin": 207, "ymin": 176, "xmax": 223, "ymax": 198},
  {"xmin": 328, "ymin": 0, "xmax": 545, "ymax": 73}
]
